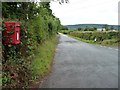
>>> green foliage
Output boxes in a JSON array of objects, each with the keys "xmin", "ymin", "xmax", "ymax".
[
  {"xmin": 30, "ymin": 36, "xmax": 57, "ymax": 81},
  {"xmin": 77, "ymin": 26, "xmax": 97, "ymax": 31},
  {"xmin": 78, "ymin": 27, "xmax": 83, "ymax": 31},
  {"xmin": 61, "ymin": 25, "xmax": 68, "ymax": 30},
  {"xmin": 101, "ymin": 39, "xmax": 118, "ymax": 46},
  {"xmin": 2, "ymin": 76, "xmax": 10, "ymax": 85},
  {"xmin": 68, "ymin": 31, "xmax": 119, "ymax": 46},
  {"xmin": 103, "ymin": 25, "xmax": 111, "ymax": 31},
  {"xmin": 60, "ymin": 30, "xmax": 73, "ymax": 34},
  {"xmin": 2, "ymin": 2, "xmax": 61, "ymax": 88}
]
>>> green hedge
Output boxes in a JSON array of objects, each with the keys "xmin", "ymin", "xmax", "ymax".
[
  {"xmin": 68, "ymin": 31, "xmax": 118, "ymax": 45},
  {"xmin": 69, "ymin": 31, "xmax": 118, "ymax": 42},
  {"xmin": 2, "ymin": 2, "xmax": 61, "ymax": 88}
]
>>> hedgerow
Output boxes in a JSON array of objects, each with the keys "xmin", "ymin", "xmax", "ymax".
[
  {"xmin": 2, "ymin": 2, "xmax": 61, "ymax": 88},
  {"xmin": 69, "ymin": 31, "xmax": 118, "ymax": 45}
]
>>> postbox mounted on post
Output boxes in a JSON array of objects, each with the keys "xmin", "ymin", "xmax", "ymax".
[{"xmin": 3, "ymin": 22, "xmax": 20, "ymax": 44}]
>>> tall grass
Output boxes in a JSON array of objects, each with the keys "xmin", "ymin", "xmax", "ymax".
[{"xmin": 29, "ymin": 35, "xmax": 58, "ymax": 85}]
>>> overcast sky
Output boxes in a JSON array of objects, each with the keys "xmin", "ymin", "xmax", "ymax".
[{"xmin": 50, "ymin": 0, "xmax": 119, "ymax": 25}]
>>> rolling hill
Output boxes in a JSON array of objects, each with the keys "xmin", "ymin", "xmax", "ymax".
[{"xmin": 65, "ymin": 24, "xmax": 119, "ymax": 30}]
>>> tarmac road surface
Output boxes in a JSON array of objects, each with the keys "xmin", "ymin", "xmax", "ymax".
[{"xmin": 39, "ymin": 33, "xmax": 118, "ymax": 88}]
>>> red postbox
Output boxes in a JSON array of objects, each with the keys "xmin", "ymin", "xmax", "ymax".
[{"xmin": 3, "ymin": 22, "xmax": 20, "ymax": 44}]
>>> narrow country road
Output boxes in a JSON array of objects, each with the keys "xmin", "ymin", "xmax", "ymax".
[{"xmin": 40, "ymin": 33, "xmax": 118, "ymax": 88}]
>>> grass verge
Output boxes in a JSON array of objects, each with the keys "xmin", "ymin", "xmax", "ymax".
[{"xmin": 29, "ymin": 35, "xmax": 59, "ymax": 88}]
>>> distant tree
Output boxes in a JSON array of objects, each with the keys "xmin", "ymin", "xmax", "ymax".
[
  {"xmin": 84, "ymin": 26, "xmax": 97, "ymax": 31},
  {"xmin": 110, "ymin": 26, "xmax": 114, "ymax": 30},
  {"xmin": 103, "ymin": 25, "xmax": 109, "ymax": 31},
  {"xmin": 78, "ymin": 27, "xmax": 82, "ymax": 31},
  {"xmin": 93, "ymin": 27, "xmax": 97, "ymax": 31},
  {"xmin": 61, "ymin": 25, "xmax": 68, "ymax": 30},
  {"xmin": 84, "ymin": 26, "xmax": 89, "ymax": 31}
]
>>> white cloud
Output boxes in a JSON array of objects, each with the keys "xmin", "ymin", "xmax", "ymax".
[{"xmin": 50, "ymin": 0, "xmax": 119, "ymax": 25}]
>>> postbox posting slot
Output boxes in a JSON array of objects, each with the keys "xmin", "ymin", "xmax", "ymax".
[{"xmin": 16, "ymin": 31, "xmax": 19, "ymax": 41}]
